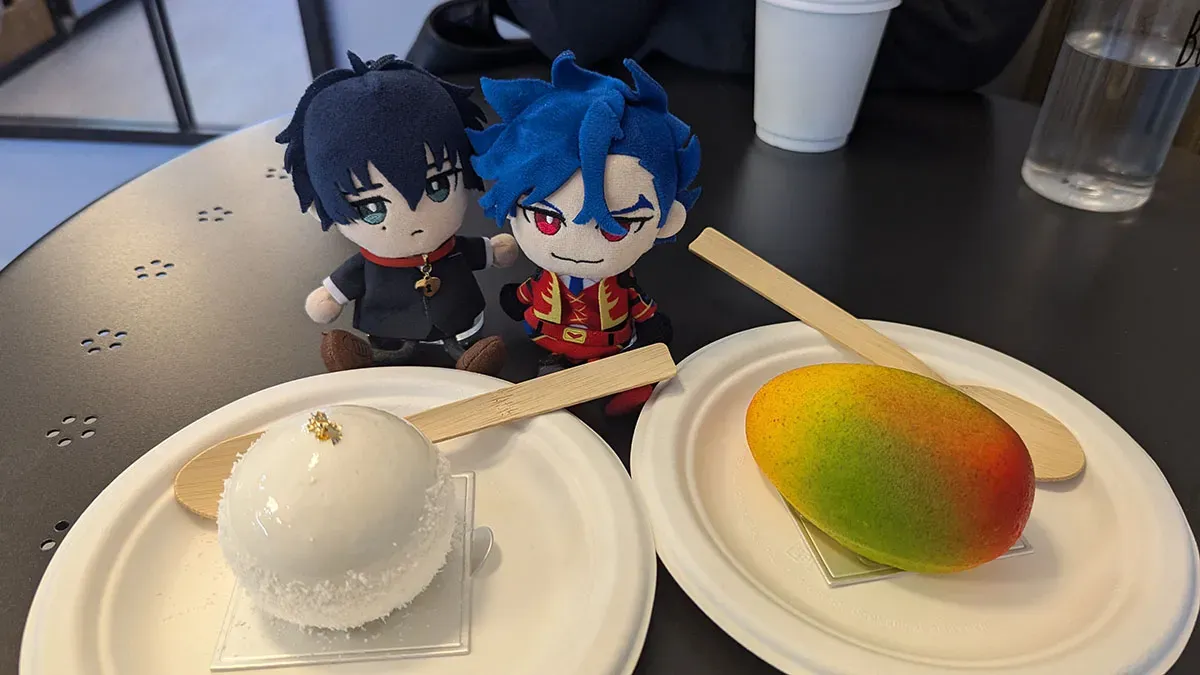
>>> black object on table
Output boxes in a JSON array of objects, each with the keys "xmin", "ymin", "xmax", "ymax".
[{"xmin": 2, "ymin": 58, "xmax": 1199, "ymax": 673}]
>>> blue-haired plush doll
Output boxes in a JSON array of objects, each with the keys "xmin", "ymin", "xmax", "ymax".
[
  {"xmin": 470, "ymin": 51, "xmax": 700, "ymax": 415},
  {"xmin": 277, "ymin": 53, "xmax": 518, "ymax": 375}
]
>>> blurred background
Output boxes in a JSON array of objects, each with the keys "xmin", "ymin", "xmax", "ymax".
[
  {"xmin": 0, "ymin": 0, "xmax": 526, "ymax": 269},
  {"xmin": 1, "ymin": 0, "xmax": 1198, "ymax": 269}
]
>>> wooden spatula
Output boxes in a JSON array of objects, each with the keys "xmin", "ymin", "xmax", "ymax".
[
  {"xmin": 689, "ymin": 228, "xmax": 1084, "ymax": 482},
  {"xmin": 174, "ymin": 343, "xmax": 677, "ymax": 519}
]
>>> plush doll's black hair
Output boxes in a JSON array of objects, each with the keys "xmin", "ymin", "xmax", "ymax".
[{"xmin": 276, "ymin": 52, "xmax": 486, "ymax": 230}]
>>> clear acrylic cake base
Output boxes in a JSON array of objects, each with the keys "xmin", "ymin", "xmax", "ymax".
[
  {"xmin": 785, "ymin": 501, "xmax": 1033, "ymax": 588},
  {"xmin": 211, "ymin": 472, "xmax": 476, "ymax": 671}
]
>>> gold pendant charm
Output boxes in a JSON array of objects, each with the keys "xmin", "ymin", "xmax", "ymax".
[
  {"xmin": 415, "ymin": 275, "xmax": 441, "ymax": 297},
  {"xmin": 414, "ymin": 256, "xmax": 441, "ymax": 297}
]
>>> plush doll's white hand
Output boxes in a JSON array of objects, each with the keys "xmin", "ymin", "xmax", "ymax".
[
  {"xmin": 490, "ymin": 233, "xmax": 520, "ymax": 268},
  {"xmin": 305, "ymin": 286, "xmax": 344, "ymax": 323}
]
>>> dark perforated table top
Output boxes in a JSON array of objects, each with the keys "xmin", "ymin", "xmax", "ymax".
[{"xmin": 3, "ymin": 59, "xmax": 1199, "ymax": 673}]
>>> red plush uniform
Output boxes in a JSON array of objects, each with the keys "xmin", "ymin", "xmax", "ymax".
[{"xmin": 513, "ymin": 269, "xmax": 657, "ymax": 362}]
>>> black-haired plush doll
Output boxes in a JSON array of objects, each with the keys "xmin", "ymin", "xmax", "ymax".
[
  {"xmin": 277, "ymin": 53, "xmax": 517, "ymax": 375},
  {"xmin": 469, "ymin": 52, "xmax": 700, "ymax": 415}
]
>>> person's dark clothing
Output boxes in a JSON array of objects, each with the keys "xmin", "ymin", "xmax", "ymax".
[{"xmin": 503, "ymin": 0, "xmax": 1047, "ymax": 91}]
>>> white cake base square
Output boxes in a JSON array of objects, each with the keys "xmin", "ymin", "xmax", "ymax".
[
  {"xmin": 784, "ymin": 500, "xmax": 1033, "ymax": 588},
  {"xmin": 211, "ymin": 473, "xmax": 476, "ymax": 671}
]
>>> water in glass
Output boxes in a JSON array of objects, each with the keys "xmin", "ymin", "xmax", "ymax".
[{"xmin": 1023, "ymin": 28, "xmax": 1200, "ymax": 212}]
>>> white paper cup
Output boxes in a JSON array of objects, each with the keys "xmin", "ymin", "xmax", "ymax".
[{"xmin": 754, "ymin": 0, "xmax": 902, "ymax": 153}]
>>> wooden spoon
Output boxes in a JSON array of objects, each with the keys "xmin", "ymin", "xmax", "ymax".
[
  {"xmin": 174, "ymin": 343, "xmax": 677, "ymax": 519},
  {"xmin": 689, "ymin": 228, "xmax": 1084, "ymax": 482}
]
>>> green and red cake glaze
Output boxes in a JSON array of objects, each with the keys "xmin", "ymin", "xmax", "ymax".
[{"xmin": 746, "ymin": 363, "xmax": 1036, "ymax": 573}]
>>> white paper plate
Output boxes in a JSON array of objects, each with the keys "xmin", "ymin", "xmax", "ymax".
[
  {"xmin": 631, "ymin": 322, "xmax": 1199, "ymax": 675},
  {"xmin": 21, "ymin": 367, "xmax": 657, "ymax": 675}
]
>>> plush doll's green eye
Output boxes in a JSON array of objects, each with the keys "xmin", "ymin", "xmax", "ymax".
[
  {"xmin": 425, "ymin": 174, "xmax": 451, "ymax": 202},
  {"xmin": 353, "ymin": 199, "xmax": 387, "ymax": 225}
]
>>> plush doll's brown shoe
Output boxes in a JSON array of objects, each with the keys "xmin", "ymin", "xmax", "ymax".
[
  {"xmin": 320, "ymin": 330, "xmax": 373, "ymax": 372},
  {"xmin": 455, "ymin": 335, "xmax": 506, "ymax": 376}
]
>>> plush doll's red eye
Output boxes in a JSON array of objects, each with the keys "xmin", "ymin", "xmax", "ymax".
[
  {"xmin": 601, "ymin": 219, "xmax": 633, "ymax": 242},
  {"xmin": 601, "ymin": 228, "xmax": 628, "ymax": 242},
  {"xmin": 533, "ymin": 210, "xmax": 562, "ymax": 235}
]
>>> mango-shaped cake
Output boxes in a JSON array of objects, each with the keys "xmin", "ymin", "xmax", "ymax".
[{"xmin": 747, "ymin": 363, "xmax": 1035, "ymax": 573}]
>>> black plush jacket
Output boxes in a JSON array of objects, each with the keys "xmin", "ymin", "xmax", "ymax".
[{"xmin": 326, "ymin": 236, "xmax": 489, "ymax": 342}]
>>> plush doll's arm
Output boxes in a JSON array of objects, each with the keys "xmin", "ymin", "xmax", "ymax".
[
  {"xmin": 460, "ymin": 234, "xmax": 519, "ymax": 271},
  {"xmin": 490, "ymin": 234, "xmax": 519, "ymax": 268},
  {"xmin": 622, "ymin": 270, "xmax": 658, "ymax": 323},
  {"xmin": 307, "ymin": 254, "xmax": 365, "ymax": 324},
  {"xmin": 636, "ymin": 312, "xmax": 673, "ymax": 346},
  {"xmin": 499, "ymin": 275, "xmax": 536, "ymax": 322},
  {"xmin": 622, "ymin": 270, "xmax": 673, "ymax": 345},
  {"xmin": 306, "ymin": 288, "xmax": 342, "ymax": 323}
]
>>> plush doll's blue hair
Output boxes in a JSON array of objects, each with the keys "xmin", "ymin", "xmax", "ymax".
[
  {"xmin": 469, "ymin": 51, "xmax": 700, "ymax": 237},
  {"xmin": 276, "ymin": 52, "xmax": 485, "ymax": 231}
]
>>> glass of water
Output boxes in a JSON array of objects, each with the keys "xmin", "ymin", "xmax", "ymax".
[{"xmin": 1022, "ymin": 0, "xmax": 1200, "ymax": 212}]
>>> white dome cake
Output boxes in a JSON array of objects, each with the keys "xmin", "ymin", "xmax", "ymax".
[{"xmin": 217, "ymin": 405, "xmax": 456, "ymax": 629}]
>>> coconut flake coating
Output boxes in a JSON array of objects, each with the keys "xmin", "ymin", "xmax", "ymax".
[{"xmin": 217, "ymin": 405, "xmax": 456, "ymax": 629}]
